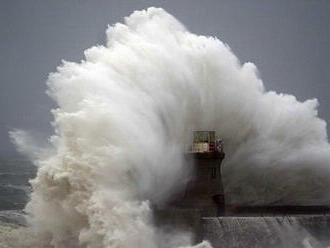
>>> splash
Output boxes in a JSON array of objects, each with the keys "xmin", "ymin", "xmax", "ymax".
[{"xmin": 6, "ymin": 6, "xmax": 330, "ymax": 247}]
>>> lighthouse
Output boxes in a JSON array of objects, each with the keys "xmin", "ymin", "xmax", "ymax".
[{"xmin": 171, "ymin": 131, "xmax": 226, "ymax": 216}]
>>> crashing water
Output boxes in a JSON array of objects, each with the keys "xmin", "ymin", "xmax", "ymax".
[{"xmin": 2, "ymin": 6, "xmax": 330, "ymax": 248}]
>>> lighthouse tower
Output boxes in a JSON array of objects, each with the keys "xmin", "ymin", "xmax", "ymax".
[{"xmin": 173, "ymin": 131, "xmax": 226, "ymax": 216}]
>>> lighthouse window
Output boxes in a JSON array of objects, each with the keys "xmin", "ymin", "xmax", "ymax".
[{"xmin": 211, "ymin": 167, "xmax": 216, "ymax": 179}]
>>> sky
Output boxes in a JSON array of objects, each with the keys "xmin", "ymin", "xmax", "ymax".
[{"xmin": 1, "ymin": 0, "xmax": 330, "ymax": 157}]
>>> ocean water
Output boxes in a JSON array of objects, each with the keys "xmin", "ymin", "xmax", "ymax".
[{"xmin": 0, "ymin": 158, "xmax": 35, "ymax": 211}]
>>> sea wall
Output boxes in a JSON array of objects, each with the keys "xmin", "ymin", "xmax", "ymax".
[{"xmin": 201, "ymin": 215, "xmax": 330, "ymax": 248}]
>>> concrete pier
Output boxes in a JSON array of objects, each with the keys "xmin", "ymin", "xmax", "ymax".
[{"xmin": 201, "ymin": 215, "xmax": 330, "ymax": 248}]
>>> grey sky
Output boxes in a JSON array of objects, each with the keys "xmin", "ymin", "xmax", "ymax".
[{"xmin": 1, "ymin": 0, "xmax": 330, "ymax": 157}]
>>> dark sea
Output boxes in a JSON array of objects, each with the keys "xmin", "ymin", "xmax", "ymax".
[{"xmin": 0, "ymin": 157, "xmax": 36, "ymax": 225}]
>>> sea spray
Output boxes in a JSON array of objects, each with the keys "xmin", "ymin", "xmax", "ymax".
[{"xmin": 5, "ymin": 6, "xmax": 330, "ymax": 247}]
